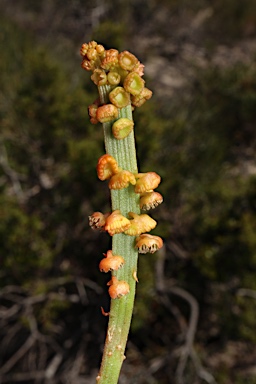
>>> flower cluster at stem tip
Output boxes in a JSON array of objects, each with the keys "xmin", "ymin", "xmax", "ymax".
[{"xmin": 81, "ymin": 41, "xmax": 164, "ymax": 300}]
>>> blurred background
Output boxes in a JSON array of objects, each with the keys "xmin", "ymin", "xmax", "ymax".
[{"xmin": 1, "ymin": 0, "xmax": 256, "ymax": 383}]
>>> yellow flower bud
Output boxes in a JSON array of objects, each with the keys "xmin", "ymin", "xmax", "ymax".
[
  {"xmin": 135, "ymin": 234, "xmax": 163, "ymax": 254},
  {"xmin": 124, "ymin": 212, "xmax": 157, "ymax": 236},
  {"xmin": 135, "ymin": 172, "xmax": 161, "ymax": 193},
  {"xmin": 97, "ymin": 154, "xmax": 119, "ymax": 181},
  {"xmin": 107, "ymin": 71, "xmax": 121, "ymax": 85},
  {"xmin": 118, "ymin": 51, "xmax": 139, "ymax": 71},
  {"xmin": 105, "ymin": 210, "xmax": 131, "ymax": 236},
  {"xmin": 109, "ymin": 87, "xmax": 130, "ymax": 108},
  {"xmin": 108, "ymin": 170, "xmax": 136, "ymax": 190},
  {"xmin": 112, "ymin": 118, "xmax": 134, "ymax": 140},
  {"xmin": 131, "ymin": 87, "xmax": 153, "ymax": 108},
  {"xmin": 96, "ymin": 104, "xmax": 119, "ymax": 123},
  {"xmin": 123, "ymin": 72, "xmax": 145, "ymax": 96},
  {"xmin": 91, "ymin": 69, "xmax": 107, "ymax": 86}
]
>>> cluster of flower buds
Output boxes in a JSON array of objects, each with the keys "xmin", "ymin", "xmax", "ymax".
[
  {"xmin": 90, "ymin": 152, "xmax": 164, "ymax": 253},
  {"xmin": 81, "ymin": 41, "xmax": 153, "ymax": 133},
  {"xmin": 83, "ymin": 41, "xmax": 164, "ymax": 300}
]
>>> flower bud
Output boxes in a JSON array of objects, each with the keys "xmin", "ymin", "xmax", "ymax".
[
  {"xmin": 96, "ymin": 104, "xmax": 119, "ymax": 123},
  {"xmin": 109, "ymin": 87, "xmax": 130, "ymax": 108},
  {"xmin": 107, "ymin": 276, "xmax": 130, "ymax": 299},
  {"xmin": 135, "ymin": 234, "xmax": 163, "ymax": 254},
  {"xmin": 99, "ymin": 250, "xmax": 125, "ymax": 272},
  {"xmin": 108, "ymin": 170, "xmax": 136, "ymax": 190},
  {"xmin": 88, "ymin": 102, "xmax": 99, "ymax": 124},
  {"xmin": 97, "ymin": 154, "xmax": 119, "ymax": 181},
  {"xmin": 80, "ymin": 43, "xmax": 89, "ymax": 57},
  {"xmin": 112, "ymin": 118, "xmax": 134, "ymax": 140},
  {"xmin": 91, "ymin": 69, "xmax": 107, "ymax": 86},
  {"xmin": 118, "ymin": 51, "xmax": 139, "ymax": 71},
  {"xmin": 123, "ymin": 72, "xmax": 145, "ymax": 96},
  {"xmin": 107, "ymin": 71, "xmax": 121, "ymax": 85},
  {"xmin": 89, "ymin": 212, "xmax": 110, "ymax": 230},
  {"xmin": 140, "ymin": 191, "xmax": 163, "ymax": 210},
  {"xmin": 105, "ymin": 210, "xmax": 131, "ymax": 236},
  {"xmin": 135, "ymin": 172, "xmax": 161, "ymax": 193},
  {"xmin": 131, "ymin": 87, "xmax": 153, "ymax": 108},
  {"xmin": 124, "ymin": 212, "xmax": 157, "ymax": 236}
]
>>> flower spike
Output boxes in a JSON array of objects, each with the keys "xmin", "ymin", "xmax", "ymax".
[
  {"xmin": 99, "ymin": 250, "xmax": 125, "ymax": 273},
  {"xmin": 140, "ymin": 191, "xmax": 163, "ymax": 210},
  {"xmin": 124, "ymin": 212, "xmax": 157, "ymax": 236},
  {"xmin": 135, "ymin": 234, "xmax": 163, "ymax": 254},
  {"xmin": 135, "ymin": 172, "xmax": 161, "ymax": 193},
  {"xmin": 97, "ymin": 154, "xmax": 119, "ymax": 181},
  {"xmin": 105, "ymin": 210, "xmax": 131, "ymax": 236},
  {"xmin": 107, "ymin": 276, "xmax": 130, "ymax": 299},
  {"xmin": 109, "ymin": 170, "xmax": 136, "ymax": 190}
]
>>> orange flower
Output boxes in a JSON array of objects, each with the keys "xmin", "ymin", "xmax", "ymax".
[
  {"xmin": 140, "ymin": 191, "xmax": 163, "ymax": 210},
  {"xmin": 134, "ymin": 172, "xmax": 161, "ymax": 193},
  {"xmin": 135, "ymin": 234, "xmax": 163, "ymax": 254},
  {"xmin": 96, "ymin": 104, "xmax": 119, "ymax": 123},
  {"xmin": 89, "ymin": 212, "xmax": 110, "ymax": 230},
  {"xmin": 105, "ymin": 210, "xmax": 131, "ymax": 236},
  {"xmin": 97, "ymin": 154, "xmax": 119, "ymax": 181},
  {"xmin": 108, "ymin": 170, "xmax": 136, "ymax": 190},
  {"xmin": 124, "ymin": 212, "xmax": 157, "ymax": 236},
  {"xmin": 99, "ymin": 250, "xmax": 125, "ymax": 272},
  {"xmin": 107, "ymin": 276, "xmax": 130, "ymax": 299}
]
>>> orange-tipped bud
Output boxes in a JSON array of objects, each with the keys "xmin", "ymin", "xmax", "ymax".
[
  {"xmin": 80, "ymin": 43, "xmax": 89, "ymax": 57},
  {"xmin": 105, "ymin": 210, "xmax": 131, "ymax": 236},
  {"xmin": 107, "ymin": 276, "xmax": 130, "ymax": 299},
  {"xmin": 97, "ymin": 154, "xmax": 119, "ymax": 181},
  {"xmin": 140, "ymin": 191, "xmax": 163, "ymax": 210},
  {"xmin": 124, "ymin": 212, "xmax": 157, "ymax": 236},
  {"xmin": 96, "ymin": 104, "xmax": 119, "ymax": 123},
  {"xmin": 109, "ymin": 87, "xmax": 130, "ymax": 108},
  {"xmin": 99, "ymin": 250, "xmax": 125, "ymax": 272},
  {"xmin": 135, "ymin": 234, "xmax": 163, "ymax": 254},
  {"xmin": 123, "ymin": 72, "xmax": 145, "ymax": 96},
  {"xmin": 118, "ymin": 51, "xmax": 139, "ymax": 71},
  {"xmin": 88, "ymin": 102, "xmax": 99, "ymax": 124},
  {"xmin": 112, "ymin": 118, "xmax": 134, "ymax": 140},
  {"xmin": 108, "ymin": 170, "xmax": 136, "ymax": 190},
  {"xmin": 91, "ymin": 69, "xmax": 107, "ymax": 86},
  {"xmin": 81, "ymin": 58, "xmax": 93, "ymax": 71},
  {"xmin": 101, "ymin": 49, "xmax": 119, "ymax": 71},
  {"xmin": 131, "ymin": 87, "xmax": 153, "ymax": 108},
  {"xmin": 89, "ymin": 212, "xmax": 110, "ymax": 230},
  {"xmin": 135, "ymin": 172, "xmax": 161, "ymax": 193},
  {"xmin": 107, "ymin": 71, "xmax": 121, "ymax": 85}
]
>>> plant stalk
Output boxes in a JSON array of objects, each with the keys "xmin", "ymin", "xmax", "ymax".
[{"xmin": 96, "ymin": 85, "xmax": 140, "ymax": 383}]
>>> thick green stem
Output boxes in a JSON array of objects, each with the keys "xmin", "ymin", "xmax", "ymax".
[{"xmin": 96, "ymin": 85, "xmax": 140, "ymax": 383}]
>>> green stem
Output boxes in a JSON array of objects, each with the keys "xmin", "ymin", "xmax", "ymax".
[{"xmin": 96, "ymin": 85, "xmax": 140, "ymax": 383}]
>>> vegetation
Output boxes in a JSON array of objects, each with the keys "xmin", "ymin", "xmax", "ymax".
[{"xmin": 1, "ymin": 0, "xmax": 256, "ymax": 383}]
